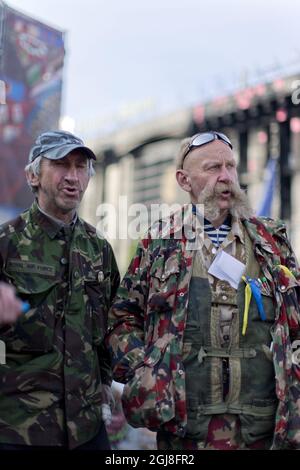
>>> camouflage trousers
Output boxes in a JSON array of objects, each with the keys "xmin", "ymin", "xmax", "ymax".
[{"xmin": 157, "ymin": 414, "xmax": 272, "ymax": 450}]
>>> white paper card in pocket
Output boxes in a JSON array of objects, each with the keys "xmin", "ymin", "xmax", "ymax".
[{"xmin": 207, "ymin": 250, "xmax": 246, "ymax": 290}]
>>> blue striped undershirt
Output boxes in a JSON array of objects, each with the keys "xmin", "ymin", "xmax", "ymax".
[{"xmin": 204, "ymin": 215, "xmax": 232, "ymax": 247}]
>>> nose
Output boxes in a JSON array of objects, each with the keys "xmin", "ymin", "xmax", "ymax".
[
  {"xmin": 64, "ymin": 165, "xmax": 79, "ymax": 183},
  {"xmin": 218, "ymin": 164, "xmax": 232, "ymax": 183}
]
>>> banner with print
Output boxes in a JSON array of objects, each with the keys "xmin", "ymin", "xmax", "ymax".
[{"xmin": 0, "ymin": 2, "xmax": 65, "ymax": 218}]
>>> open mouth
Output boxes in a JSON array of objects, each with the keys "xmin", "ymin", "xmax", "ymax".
[
  {"xmin": 221, "ymin": 190, "xmax": 231, "ymax": 196},
  {"xmin": 62, "ymin": 187, "xmax": 79, "ymax": 197}
]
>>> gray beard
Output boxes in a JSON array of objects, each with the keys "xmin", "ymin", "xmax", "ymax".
[{"xmin": 196, "ymin": 182, "xmax": 254, "ymax": 221}]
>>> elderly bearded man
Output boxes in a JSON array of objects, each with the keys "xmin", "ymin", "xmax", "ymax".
[
  {"xmin": 107, "ymin": 131, "xmax": 300, "ymax": 450},
  {"xmin": 0, "ymin": 131, "xmax": 120, "ymax": 450}
]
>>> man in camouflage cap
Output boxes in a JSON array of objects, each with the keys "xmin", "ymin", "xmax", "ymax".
[
  {"xmin": 0, "ymin": 130, "xmax": 120, "ymax": 449},
  {"xmin": 107, "ymin": 131, "xmax": 300, "ymax": 450}
]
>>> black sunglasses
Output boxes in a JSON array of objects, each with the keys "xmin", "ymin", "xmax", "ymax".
[{"xmin": 181, "ymin": 131, "xmax": 232, "ymax": 167}]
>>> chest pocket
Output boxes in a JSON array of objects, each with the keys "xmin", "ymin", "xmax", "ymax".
[
  {"xmin": 1, "ymin": 267, "xmax": 58, "ymax": 353},
  {"xmin": 84, "ymin": 270, "xmax": 110, "ymax": 346},
  {"xmin": 148, "ymin": 252, "xmax": 180, "ymax": 313}
]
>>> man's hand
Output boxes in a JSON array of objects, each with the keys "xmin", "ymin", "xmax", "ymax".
[
  {"xmin": 0, "ymin": 282, "xmax": 23, "ymax": 326},
  {"xmin": 101, "ymin": 384, "xmax": 115, "ymax": 426}
]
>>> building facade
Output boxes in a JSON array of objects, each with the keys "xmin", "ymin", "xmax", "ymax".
[{"xmin": 80, "ymin": 74, "xmax": 300, "ymax": 273}]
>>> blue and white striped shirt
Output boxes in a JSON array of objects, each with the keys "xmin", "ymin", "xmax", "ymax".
[{"xmin": 204, "ymin": 215, "xmax": 232, "ymax": 247}]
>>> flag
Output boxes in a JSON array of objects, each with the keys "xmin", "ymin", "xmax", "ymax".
[{"xmin": 256, "ymin": 159, "xmax": 278, "ymax": 217}]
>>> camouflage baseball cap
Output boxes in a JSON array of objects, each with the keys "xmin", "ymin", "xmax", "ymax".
[{"xmin": 28, "ymin": 130, "xmax": 97, "ymax": 163}]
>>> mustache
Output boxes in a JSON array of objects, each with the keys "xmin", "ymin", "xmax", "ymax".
[
  {"xmin": 201, "ymin": 182, "xmax": 244, "ymax": 200},
  {"xmin": 197, "ymin": 181, "xmax": 254, "ymax": 220},
  {"xmin": 213, "ymin": 182, "xmax": 240, "ymax": 197}
]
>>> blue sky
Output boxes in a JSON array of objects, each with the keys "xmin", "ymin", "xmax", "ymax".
[{"xmin": 6, "ymin": 0, "xmax": 300, "ymax": 138}]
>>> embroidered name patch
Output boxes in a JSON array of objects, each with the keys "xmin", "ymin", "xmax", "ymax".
[{"xmin": 7, "ymin": 259, "xmax": 55, "ymax": 277}]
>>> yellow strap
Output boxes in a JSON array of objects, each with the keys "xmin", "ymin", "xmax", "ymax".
[
  {"xmin": 278, "ymin": 264, "xmax": 295, "ymax": 279},
  {"xmin": 242, "ymin": 276, "xmax": 252, "ymax": 336}
]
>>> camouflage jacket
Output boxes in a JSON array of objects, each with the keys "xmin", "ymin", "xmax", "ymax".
[
  {"xmin": 0, "ymin": 201, "xmax": 120, "ymax": 448},
  {"xmin": 107, "ymin": 205, "xmax": 300, "ymax": 449}
]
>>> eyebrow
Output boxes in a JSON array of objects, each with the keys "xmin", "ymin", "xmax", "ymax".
[
  {"xmin": 202, "ymin": 160, "xmax": 222, "ymax": 168},
  {"xmin": 202, "ymin": 159, "xmax": 236, "ymax": 169}
]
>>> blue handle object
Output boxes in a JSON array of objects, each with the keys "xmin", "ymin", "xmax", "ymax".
[{"xmin": 21, "ymin": 302, "xmax": 30, "ymax": 314}]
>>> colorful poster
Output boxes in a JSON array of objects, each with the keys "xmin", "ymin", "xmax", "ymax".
[{"xmin": 0, "ymin": 2, "xmax": 65, "ymax": 217}]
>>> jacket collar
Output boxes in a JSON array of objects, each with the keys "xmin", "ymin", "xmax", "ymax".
[
  {"xmin": 157, "ymin": 205, "xmax": 245, "ymax": 243},
  {"xmin": 28, "ymin": 200, "xmax": 81, "ymax": 240}
]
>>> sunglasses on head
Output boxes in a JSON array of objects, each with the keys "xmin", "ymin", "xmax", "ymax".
[{"xmin": 181, "ymin": 131, "xmax": 233, "ymax": 167}]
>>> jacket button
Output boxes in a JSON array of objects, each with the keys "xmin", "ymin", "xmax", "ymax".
[
  {"xmin": 74, "ymin": 271, "xmax": 80, "ymax": 279},
  {"xmin": 66, "ymin": 358, "xmax": 72, "ymax": 367},
  {"xmin": 60, "ymin": 257, "xmax": 68, "ymax": 265},
  {"xmin": 178, "ymin": 369, "xmax": 184, "ymax": 375}
]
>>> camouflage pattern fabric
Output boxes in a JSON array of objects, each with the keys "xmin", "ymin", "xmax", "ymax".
[
  {"xmin": 157, "ymin": 414, "xmax": 272, "ymax": 449},
  {"xmin": 107, "ymin": 204, "xmax": 300, "ymax": 449},
  {"xmin": 0, "ymin": 200, "xmax": 120, "ymax": 448}
]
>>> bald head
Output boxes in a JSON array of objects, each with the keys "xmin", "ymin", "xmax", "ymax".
[
  {"xmin": 176, "ymin": 131, "xmax": 233, "ymax": 170},
  {"xmin": 181, "ymin": 140, "xmax": 235, "ymax": 172}
]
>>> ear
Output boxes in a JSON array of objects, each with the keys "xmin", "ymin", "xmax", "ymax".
[
  {"xmin": 26, "ymin": 170, "xmax": 40, "ymax": 190},
  {"xmin": 176, "ymin": 169, "xmax": 192, "ymax": 193}
]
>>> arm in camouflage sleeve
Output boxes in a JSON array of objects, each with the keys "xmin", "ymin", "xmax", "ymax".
[
  {"xmin": 283, "ymin": 226, "xmax": 300, "ymax": 335},
  {"xmin": 273, "ymin": 224, "xmax": 300, "ymax": 448},
  {"xmin": 106, "ymin": 236, "xmax": 151, "ymax": 384},
  {"xmin": 274, "ymin": 224, "xmax": 300, "ymax": 341},
  {"xmin": 99, "ymin": 242, "xmax": 120, "ymax": 386},
  {"xmin": 275, "ymin": 224, "xmax": 300, "ymax": 272},
  {"xmin": 98, "ymin": 342, "xmax": 113, "ymax": 386}
]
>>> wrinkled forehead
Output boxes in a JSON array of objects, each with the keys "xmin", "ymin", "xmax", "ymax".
[{"xmin": 183, "ymin": 140, "xmax": 235, "ymax": 168}]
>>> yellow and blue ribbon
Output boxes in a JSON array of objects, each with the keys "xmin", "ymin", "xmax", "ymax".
[
  {"xmin": 242, "ymin": 266, "xmax": 295, "ymax": 335},
  {"xmin": 242, "ymin": 276, "xmax": 267, "ymax": 335}
]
